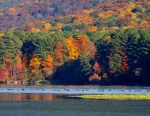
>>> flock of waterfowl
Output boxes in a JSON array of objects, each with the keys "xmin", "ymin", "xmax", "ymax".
[{"xmin": 0, "ymin": 86, "xmax": 150, "ymax": 94}]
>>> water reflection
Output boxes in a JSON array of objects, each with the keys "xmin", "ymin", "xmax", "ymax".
[
  {"xmin": 0, "ymin": 93, "xmax": 63, "ymax": 101},
  {"xmin": 0, "ymin": 93, "xmax": 150, "ymax": 116}
]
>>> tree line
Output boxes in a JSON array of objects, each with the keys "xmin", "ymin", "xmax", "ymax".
[{"xmin": 0, "ymin": 28, "xmax": 150, "ymax": 85}]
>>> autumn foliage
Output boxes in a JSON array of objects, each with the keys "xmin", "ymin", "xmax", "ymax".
[{"xmin": 0, "ymin": 0, "xmax": 150, "ymax": 85}]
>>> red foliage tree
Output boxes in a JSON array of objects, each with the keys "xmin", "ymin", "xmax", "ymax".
[{"xmin": 54, "ymin": 42, "xmax": 65, "ymax": 66}]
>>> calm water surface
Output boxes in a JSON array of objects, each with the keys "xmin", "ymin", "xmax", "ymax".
[{"xmin": 0, "ymin": 93, "xmax": 150, "ymax": 116}]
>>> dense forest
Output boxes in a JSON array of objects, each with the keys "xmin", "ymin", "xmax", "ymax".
[{"xmin": 0, "ymin": 0, "xmax": 150, "ymax": 85}]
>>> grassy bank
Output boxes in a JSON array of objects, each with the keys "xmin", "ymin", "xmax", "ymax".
[{"xmin": 69, "ymin": 94, "xmax": 150, "ymax": 100}]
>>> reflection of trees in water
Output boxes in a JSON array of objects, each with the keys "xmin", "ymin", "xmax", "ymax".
[{"xmin": 0, "ymin": 94, "xmax": 62, "ymax": 101}]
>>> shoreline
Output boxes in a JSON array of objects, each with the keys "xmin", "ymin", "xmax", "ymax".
[{"xmin": 0, "ymin": 86, "xmax": 150, "ymax": 94}]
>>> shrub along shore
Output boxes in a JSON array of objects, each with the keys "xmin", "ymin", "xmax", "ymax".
[{"xmin": 69, "ymin": 94, "xmax": 150, "ymax": 100}]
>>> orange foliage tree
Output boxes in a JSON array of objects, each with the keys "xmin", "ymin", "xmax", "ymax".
[
  {"xmin": 89, "ymin": 62, "xmax": 102, "ymax": 84},
  {"xmin": 41, "ymin": 54, "xmax": 53, "ymax": 77},
  {"xmin": 77, "ymin": 35, "xmax": 96, "ymax": 57},
  {"xmin": 88, "ymin": 26, "xmax": 98, "ymax": 32},
  {"xmin": 0, "ymin": 33, "xmax": 4, "ymax": 38},
  {"xmin": 0, "ymin": 68, "xmax": 6, "ymax": 82}
]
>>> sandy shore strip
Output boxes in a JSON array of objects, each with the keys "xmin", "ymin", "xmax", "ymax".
[{"xmin": 0, "ymin": 86, "xmax": 150, "ymax": 94}]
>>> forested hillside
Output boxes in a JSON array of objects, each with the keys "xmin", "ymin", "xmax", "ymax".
[
  {"xmin": 0, "ymin": 0, "xmax": 108, "ymax": 30},
  {"xmin": 1, "ymin": 0, "xmax": 149, "ymax": 31},
  {"xmin": 0, "ymin": 0, "xmax": 150, "ymax": 85}
]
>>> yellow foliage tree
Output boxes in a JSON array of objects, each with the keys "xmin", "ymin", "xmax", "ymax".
[
  {"xmin": 99, "ymin": 10, "xmax": 113, "ymax": 19},
  {"xmin": 140, "ymin": 20, "xmax": 148, "ymax": 26},
  {"xmin": 122, "ymin": 26, "xmax": 129, "ymax": 30},
  {"xmin": 131, "ymin": 13, "xmax": 137, "ymax": 19},
  {"xmin": 66, "ymin": 37, "xmax": 79, "ymax": 60},
  {"xmin": 105, "ymin": 36, "xmax": 111, "ymax": 42},
  {"xmin": 126, "ymin": 7, "xmax": 132, "ymax": 14},
  {"xmin": 124, "ymin": 2, "xmax": 136, "ymax": 15},
  {"xmin": 44, "ymin": 23, "xmax": 51, "ymax": 31},
  {"xmin": 98, "ymin": 13, "xmax": 105, "ymax": 19},
  {"xmin": 31, "ymin": 28, "xmax": 40, "ymax": 32},
  {"xmin": 111, "ymin": 27, "xmax": 119, "ymax": 30}
]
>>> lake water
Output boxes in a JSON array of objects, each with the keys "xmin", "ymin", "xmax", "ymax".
[{"xmin": 0, "ymin": 93, "xmax": 150, "ymax": 116}]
